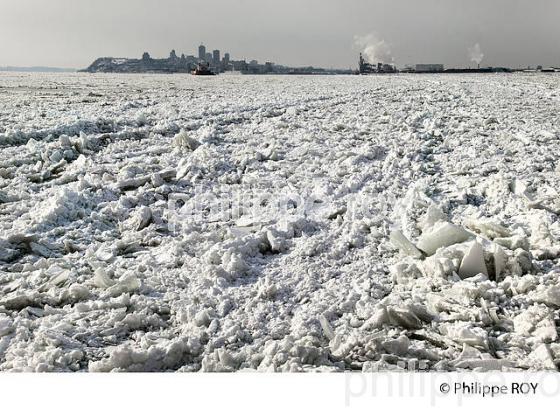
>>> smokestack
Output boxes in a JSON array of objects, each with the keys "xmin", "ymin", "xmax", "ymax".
[{"xmin": 469, "ymin": 43, "xmax": 484, "ymax": 69}]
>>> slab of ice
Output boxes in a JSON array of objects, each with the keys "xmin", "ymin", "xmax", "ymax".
[
  {"xmin": 443, "ymin": 323, "xmax": 488, "ymax": 348},
  {"xmin": 418, "ymin": 204, "xmax": 447, "ymax": 232},
  {"xmin": 458, "ymin": 241, "xmax": 488, "ymax": 279},
  {"xmin": 416, "ymin": 222, "xmax": 472, "ymax": 256},
  {"xmin": 389, "ymin": 230, "xmax": 423, "ymax": 258}
]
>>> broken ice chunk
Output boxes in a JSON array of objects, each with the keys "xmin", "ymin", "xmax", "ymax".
[
  {"xmin": 386, "ymin": 306, "xmax": 423, "ymax": 330},
  {"xmin": 48, "ymin": 269, "xmax": 70, "ymax": 287},
  {"xmin": 421, "ymin": 255, "xmax": 460, "ymax": 279},
  {"xmin": 443, "ymin": 323, "xmax": 488, "ymax": 348},
  {"xmin": 390, "ymin": 261, "xmax": 423, "ymax": 284},
  {"xmin": 382, "ymin": 335, "xmax": 410, "ymax": 356},
  {"xmin": 68, "ymin": 284, "xmax": 91, "ymax": 301},
  {"xmin": 418, "ymin": 204, "xmax": 447, "ymax": 232},
  {"xmin": 492, "ymin": 243, "xmax": 507, "ymax": 281},
  {"xmin": 93, "ymin": 268, "xmax": 115, "ymax": 289},
  {"xmin": 30, "ymin": 242, "xmax": 54, "ymax": 258},
  {"xmin": 389, "ymin": 230, "xmax": 423, "ymax": 258},
  {"xmin": 361, "ymin": 307, "xmax": 389, "ymax": 331},
  {"xmin": 194, "ymin": 309, "xmax": 214, "ymax": 327},
  {"xmin": 59, "ymin": 134, "xmax": 72, "ymax": 147},
  {"xmin": 416, "ymin": 222, "xmax": 472, "ymax": 256},
  {"xmin": 458, "ymin": 241, "xmax": 488, "ymax": 279},
  {"xmin": 513, "ymin": 249, "xmax": 533, "ymax": 274},
  {"xmin": 173, "ymin": 130, "xmax": 200, "ymax": 151},
  {"xmin": 454, "ymin": 356, "xmax": 514, "ymax": 371},
  {"xmin": 105, "ymin": 273, "xmax": 141, "ymax": 297},
  {"xmin": 465, "ymin": 219, "xmax": 511, "ymax": 239},
  {"xmin": 0, "ymin": 314, "xmax": 14, "ymax": 337},
  {"xmin": 116, "ymin": 176, "xmax": 150, "ymax": 191},
  {"xmin": 95, "ymin": 245, "xmax": 115, "ymax": 262},
  {"xmin": 0, "ymin": 244, "xmax": 18, "ymax": 262},
  {"xmin": 533, "ymin": 286, "xmax": 560, "ymax": 308},
  {"xmin": 513, "ymin": 305, "xmax": 558, "ymax": 342},
  {"xmin": 494, "ymin": 235, "xmax": 530, "ymax": 252},
  {"xmin": 0, "ymin": 191, "xmax": 10, "ymax": 204},
  {"xmin": 265, "ymin": 228, "xmax": 288, "ymax": 253},
  {"xmin": 319, "ymin": 314, "xmax": 335, "ymax": 340},
  {"xmin": 527, "ymin": 344, "xmax": 557, "ymax": 370},
  {"xmin": 223, "ymin": 253, "xmax": 250, "ymax": 277},
  {"xmin": 127, "ymin": 206, "xmax": 152, "ymax": 231}
]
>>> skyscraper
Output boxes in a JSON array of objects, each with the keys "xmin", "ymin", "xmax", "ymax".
[
  {"xmin": 212, "ymin": 50, "xmax": 220, "ymax": 67},
  {"xmin": 198, "ymin": 44, "xmax": 206, "ymax": 60}
]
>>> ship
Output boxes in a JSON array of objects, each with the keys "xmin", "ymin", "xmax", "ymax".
[{"xmin": 191, "ymin": 62, "xmax": 215, "ymax": 76}]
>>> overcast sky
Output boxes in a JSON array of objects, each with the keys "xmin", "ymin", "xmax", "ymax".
[{"xmin": 1, "ymin": 0, "xmax": 559, "ymax": 69}]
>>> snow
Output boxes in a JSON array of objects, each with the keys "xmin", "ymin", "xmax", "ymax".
[{"xmin": 0, "ymin": 72, "xmax": 559, "ymax": 372}]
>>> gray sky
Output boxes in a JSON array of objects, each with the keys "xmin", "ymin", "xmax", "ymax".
[{"xmin": 1, "ymin": 0, "xmax": 559, "ymax": 69}]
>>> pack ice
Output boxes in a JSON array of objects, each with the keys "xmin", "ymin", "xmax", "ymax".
[{"xmin": 0, "ymin": 72, "xmax": 559, "ymax": 372}]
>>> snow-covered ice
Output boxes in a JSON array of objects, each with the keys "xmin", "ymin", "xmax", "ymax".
[{"xmin": 0, "ymin": 72, "xmax": 559, "ymax": 372}]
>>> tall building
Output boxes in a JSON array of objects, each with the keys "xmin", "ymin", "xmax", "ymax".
[
  {"xmin": 212, "ymin": 50, "xmax": 220, "ymax": 67},
  {"xmin": 224, "ymin": 53, "xmax": 230, "ymax": 65},
  {"xmin": 198, "ymin": 44, "xmax": 206, "ymax": 60},
  {"xmin": 205, "ymin": 52, "xmax": 212, "ymax": 62}
]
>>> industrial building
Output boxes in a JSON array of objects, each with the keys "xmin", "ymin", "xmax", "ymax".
[
  {"xmin": 415, "ymin": 64, "xmax": 444, "ymax": 73},
  {"xmin": 358, "ymin": 53, "xmax": 397, "ymax": 74}
]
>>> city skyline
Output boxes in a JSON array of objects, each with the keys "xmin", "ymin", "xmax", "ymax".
[{"xmin": 1, "ymin": 0, "xmax": 559, "ymax": 69}]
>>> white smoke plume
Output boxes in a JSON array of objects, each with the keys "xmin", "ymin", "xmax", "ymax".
[
  {"xmin": 468, "ymin": 43, "xmax": 484, "ymax": 66},
  {"xmin": 354, "ymin": 34, "xmax": 394, "ymax": 64}
]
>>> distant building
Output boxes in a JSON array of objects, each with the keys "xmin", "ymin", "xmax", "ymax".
[
  {"xmin": 232, "ymin": 60, "xmax": 248, "ymax": 71},
  {"xmin": 198, "ymin": 44, "xmax": 206, "ymax": 60},
  {"xmin": 415, "ymin": 64, "xmax": 444, "ymax": 72},
  {"xmin": 212, "ymin": 50, "xmax": 220, "ymax": 67},
  {"xmin": 358, "ymin": 53, "xmax": 396, "ymax": 74},
  {"xmin": 84, "ymin": 45, "xmax": 354, "ymax": 75}
]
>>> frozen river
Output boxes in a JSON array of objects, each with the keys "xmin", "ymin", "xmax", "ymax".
[{"xmin": 0, "ymin": 72, "xmax": 559, "ymax": 371}]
